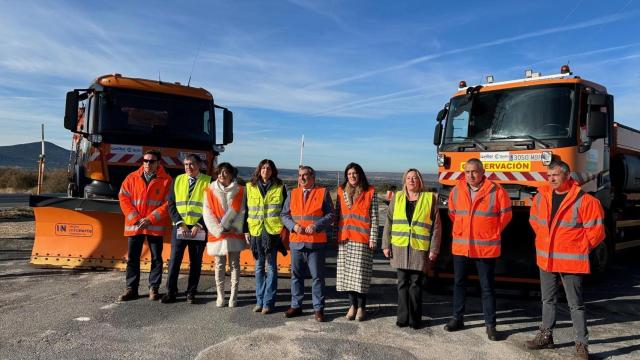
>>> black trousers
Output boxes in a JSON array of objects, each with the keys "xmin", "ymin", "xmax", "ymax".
[
  {"xmin": 125, "ymin": 234, "xmax": 163, "ymax": 290},
  {"xmin": 165, "ymin": 228, "xmax": 206, "ymax": 295},
  {"xmin": 397, "ymin": 269, "xmax": 425, "ymax": 326}
]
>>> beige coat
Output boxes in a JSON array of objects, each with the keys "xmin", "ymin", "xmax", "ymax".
[{"xmin": 381, "ymin": 191, "xmax": 441, "ymax": 271}]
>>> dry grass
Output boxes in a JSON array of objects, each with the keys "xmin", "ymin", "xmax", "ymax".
[
  {"xmin": 0, "ymin": 167, "xmax": 67, "ymax": 193},
  {"xmin": 0, "ymin": 207, "xmax": 34, "ymax": 220}
]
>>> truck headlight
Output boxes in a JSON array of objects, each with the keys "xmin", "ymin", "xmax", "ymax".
[
  {"xmin": 437, "ymin": 153, "xmax": 446, "ymax": 167},
  {"xmin": 541, "ymin": 151, "xmax": 553, "ymax": 166}
]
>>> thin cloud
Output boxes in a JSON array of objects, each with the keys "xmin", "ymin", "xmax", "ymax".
[{"xmin": 307, "ymin": 11, "xmax": 638, "ymax": 89}]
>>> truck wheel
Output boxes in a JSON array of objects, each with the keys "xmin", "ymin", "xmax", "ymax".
[{"xmin": 589, "ymin": 214, "xmax": 615, "ymax": 281}]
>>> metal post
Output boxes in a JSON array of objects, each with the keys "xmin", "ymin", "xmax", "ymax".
[{"xmin": 36, "ymin": 124, "xmax": 45, "ymax": 195}]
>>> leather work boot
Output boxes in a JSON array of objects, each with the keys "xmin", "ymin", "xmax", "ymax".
[
  {"xmin": 149, "ymin": 288, "xmax": 160, "ymax": 301},
  {"xmin": 575, "ymin": 342, "xmax": 589, "ymax": 360},
  {"xmin": 525, "ymin": 328, "xmax": 554, "ymax": 350},
  {"xmin": 284, "ymin": 307, "xmax": 302, "ymax": 318},
  {"xmin": 486, "ymin": 326, "xmax": 498, "ymax": 341},
  {"xmin": 314, "ymin": 310, "xmax": 325, "ymax": 322},
  {"xmin": 345, "ymin": 306, "xmax": 356, "ymax": 321},
  {"xmin": 118, "ymin": 288, "xmax": 138, "ymax": 302},
  {"xmin": 443, "ymin": 318, "xmax": 465, "ymax": 332},
  {"xmin": 160, "ymin": 293, "xmax": 176, "ymax": 304}
]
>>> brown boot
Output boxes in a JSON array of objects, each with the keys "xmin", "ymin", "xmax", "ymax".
[
  {"xmin": 149, "ymin": 288, "xmax": 160, "ymax": 301},
  {"xmin": 345, "ymin": 306, "xmax": 356, "ymax": 321},
  {"xmin": 118, "ymin": 288, "xmax": 138, "ymax": 302},
  {"xmin": 575, "ymin": 342, "xmax": 589, "ymax": 360},
  {"xmin": 525, "ymin": 328, "xmax": 554, "ymax": 350}
]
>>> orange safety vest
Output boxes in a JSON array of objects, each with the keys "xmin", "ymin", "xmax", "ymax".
[
  {"xmin": 529, "ymin": 179, "xmax": 605, "ymax": 274},
  {"xmin": 118, "ymin": 165, "xmax": 172, "ymax": 237},
  {"xmin": 289, "ymin": 187, "xmax": 328, "ymax": 244},
  {"xmin": 448, "ymin": 178, "xmax": 512, "ymax": 258},
  {"xmin": 204, "ymin": 185, "xmax": 245, "ymax": 242},
  {"xmin": 337, "ymin": 186, "xmax": 374, "ymax": 244}
]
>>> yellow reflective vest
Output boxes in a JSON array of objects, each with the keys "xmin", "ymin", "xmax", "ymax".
[
  {"xmin": 390, "ymin": 191, "xmax": 434, "ymax": 251},
  {"xmin": 174, "ymin": 174, "xmax": 211, "ymax": 226},
  {"xmin": 246, "ymin": 182, "xmax": 284, "ymax": 236}
]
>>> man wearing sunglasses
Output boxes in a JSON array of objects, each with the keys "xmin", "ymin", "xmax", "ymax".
[{"xmin": 118, "ymin": 149, "xmax": 173, "ymax": 302}]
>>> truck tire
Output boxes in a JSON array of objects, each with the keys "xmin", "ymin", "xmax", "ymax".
[{"xmin": 589, "ymin": 213, "xmax": 615, "ymax": 281}]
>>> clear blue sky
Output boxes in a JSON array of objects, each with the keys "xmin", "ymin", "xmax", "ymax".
[{"xmin": 1, "ymin": 0, "xmax": 638, "ymax": 173}]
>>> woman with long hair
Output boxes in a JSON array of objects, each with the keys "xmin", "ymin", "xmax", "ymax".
[
  {"xmin": 335, "ymin": 162, "xmax": 379, "ymax": 321},
  {"xmin": 382, "ymin": 168, "xmax": 441, "ymax": 329},
  {"xmin": 244, "ymin": 159, "xmax": 287, "ymax": 314},
  {"xmin": 203, "ymin": 162, "xmax": 246, "ymax": 308}
]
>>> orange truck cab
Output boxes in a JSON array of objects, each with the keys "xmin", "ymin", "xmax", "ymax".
[
  {"xmin": 432, "ymin": 65, "xmax": 640, "ymax": 282},
  {"xmin": 28, "ymin": 74, "xmax": 239, "ymax": 272},
  {"xmin": 64, "ymin": 74, "xmax": 233, "ymax": 198}
]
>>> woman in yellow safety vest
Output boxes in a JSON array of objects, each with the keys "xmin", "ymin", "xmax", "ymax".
[
  {"xmin": 382, "ymin": 168, "xmax": 441, "ymax": 329},
  {"xmin": 203, "ymin": 162, "xmax": 246, "ymax": 308},
  {"xmin": 334, "ymin": 162, "xmax": 378, "ymax": 321},
  {"xmin": 243, "ymin": 159, "xmax": 287, "ymax": 315}
]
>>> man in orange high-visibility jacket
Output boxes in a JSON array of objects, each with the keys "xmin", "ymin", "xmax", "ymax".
[
  {"xmin": 525, "ymin": 160, "xmax": 604, "ymax": 360},
  {"xmin": 280, "ymin": 165, "xmax": 334, "ymax": 322},
  {"xmin": 444, "ymin": 158, "xmax": 512, "ymax": 341},
  {"xmin": 117, "ymin": 149, "xmax": 172, "ymax": 302}
]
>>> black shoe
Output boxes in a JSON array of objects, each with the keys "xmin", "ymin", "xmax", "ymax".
[
  {"xmin": 444, "ymin": 318, "xmax": 465, "ymax": 332},
  {"xmin": 486, "ymin": 326, "xmax": 498, "ymax": 341},
  {"xmin": 160, "ymin": 293, "xmax": 176, "ymax": 304},
  {"xmin": 396, "ymin": 321, "xmax": 409, "ymax": 328},
  {"xmin": 186, "ymin": 293, "xmax": 195, "ymax": 304},
  {"xmin": 410, "ymin": 320, "xmax": 423, "ymax": 330}
]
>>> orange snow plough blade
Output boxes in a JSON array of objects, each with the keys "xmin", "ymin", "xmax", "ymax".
[{"xmin": 29, "ymin": 195, "xmax": 291, "ymax": 275}]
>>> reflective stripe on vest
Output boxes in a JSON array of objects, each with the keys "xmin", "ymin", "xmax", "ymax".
[
  {"xmin": 246, "ymin": 183, "xmax": 284, "ymax": 236},
  {"xmin": 174, "ymin": 174, "xmax": 211, "ymax": 226},
  {"xmin": 289, "ymin": 187, "xmax": 328, "ymax": 243},
  {"xmin": 390, "ymin": 191, "xmax": 433, "ymax": 251},
  {"xmin": 337, "ymin": 186, "xmax": 374, "ymax": 244}
]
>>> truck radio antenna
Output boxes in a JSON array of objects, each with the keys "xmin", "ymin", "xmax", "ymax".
[{"xmin": 187, "ymin": 40, "xmax": 203, "ymax": 87}]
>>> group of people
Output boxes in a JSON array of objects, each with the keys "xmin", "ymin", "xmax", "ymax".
[{"xmin": 117, "ymin": 150, "xmax": 604, "ymax": 360}]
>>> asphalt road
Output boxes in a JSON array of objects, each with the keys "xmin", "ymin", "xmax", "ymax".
[
  {"xmin": 0, "ymin": 193, "xmax": 29, "ymax": 209},
  {"xmin": 1, "ymin": 243, "xmax": 639, "ymax": 360}
]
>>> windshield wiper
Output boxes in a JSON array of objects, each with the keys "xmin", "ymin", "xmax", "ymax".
[
  {"xmin": 490, "ymin": 135, "xmax": 550, "ymax": 149},
  {"xmin": 448, "ymin": 136, "xmax": 488, "ymax": 151}
]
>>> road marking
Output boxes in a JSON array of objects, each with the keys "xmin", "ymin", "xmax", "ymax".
[
  {"xmin": 100, "ymin": 303, "xmax": 118, "ymax": 310},
  {"xmin": 73, "ymin": 317, "xmax": 91, "ymax": 321}
]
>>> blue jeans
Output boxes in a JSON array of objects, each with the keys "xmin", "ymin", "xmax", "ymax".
[
  {"xmin": 291, "ymin": 247, "xmax": 325, "ymax": 311},
  {"xmin": 255, "ymin": 247, "xmax": 278, "ymax": 309},
  {"xmin": 125, "ymin": 234, "xmax": 163, "ymax": 290},
  {"xmin": 452, "ymin": 255, "xmax": 496, "ymax": 326}
]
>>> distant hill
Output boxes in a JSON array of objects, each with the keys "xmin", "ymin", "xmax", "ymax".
[
  {"xmin": 0, "ymin": 142, "xmax": 437, "ymax": 186},
  {"xmin": 0, "ymin": 142, "xmax": 70, "ymax": 170}
]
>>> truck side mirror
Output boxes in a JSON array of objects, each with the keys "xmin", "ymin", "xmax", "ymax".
[
  {"xmin": 222, "ymin": 109, "xmax": 233, "ymax": 145},
  {"xmin": 433, "ymin": 122, "xmax": 443, "ymax": 146},
  {"xmin": 587, "ymin": 111, "xmax": 607, "ymax": 139},
  {"xmin": 64, "ymin": 91, "xmax": 79, "ymax": 131},
  {"xmin": 587, "ymin": 93, "xmax": 606, "ymax": 106},
  {"xmin": 586, "ymin": 93, "xmax": 608, "ymax": 139},
  {"xmin": 436, "ymin": 108, "xmax": 448, "ymax": 122}
]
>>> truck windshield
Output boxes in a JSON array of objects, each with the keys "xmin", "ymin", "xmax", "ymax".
[
  {"xmin": 98, "ymin": 88, "xmax": 213, "ymax": 146},
  {"xmin": 443, "ymin": 85, "xmax": 576, "ymax": 146}
]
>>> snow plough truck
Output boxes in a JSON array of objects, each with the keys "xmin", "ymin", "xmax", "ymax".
[
  {"xmin": 29, "ymin": 74, "xmax": 291, "ymax": 274},
  {"xmin": 432, "ymin": 65, "xmax": 640, "ymax": 282}
]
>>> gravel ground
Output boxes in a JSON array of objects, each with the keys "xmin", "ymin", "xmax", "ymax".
[{"xmin": 1, "ymin": 208, "xmax": 640, "ymax": 359}]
